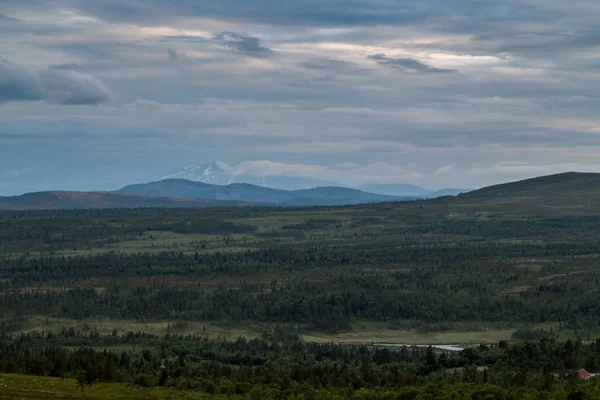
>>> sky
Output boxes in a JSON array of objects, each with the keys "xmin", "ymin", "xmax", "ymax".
[{"xmin": 2, "ymin": 0, "xmax": 600, "ymax": 195}]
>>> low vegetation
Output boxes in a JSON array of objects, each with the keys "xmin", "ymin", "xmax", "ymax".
[
  {"xmin": 4, "ymin": 173, "xmax": 600, "ymax": 397},
  {"xmin": 2, "ymin": 329, "xmax": 600, "ymax": 399}
]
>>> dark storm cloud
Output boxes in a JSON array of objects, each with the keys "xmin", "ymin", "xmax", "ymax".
[
  {"xmin": 215, "ymin": 32, "xmax": 274, "ymax": 58},
  {"xmin": 0, "ymin": 61, "xmax": 112, "ymax": 105},
  {"xmin": 368, "ymin": 54, "xmax": 456, "ymax": 74}
]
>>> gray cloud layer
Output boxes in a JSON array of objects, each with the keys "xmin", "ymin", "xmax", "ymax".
[
  {"xmin": 1, "ymin": 0, "xmax": 600, "ymax": 193},
  {"xmin": 0, "ymin": 61, "xmax": 112, "ymax": 105},
  {"xmin": 37, "ymin": 0, "xmax": 435, "ymax": 26}
]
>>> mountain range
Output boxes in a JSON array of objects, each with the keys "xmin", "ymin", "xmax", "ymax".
[
  {"xmin": 0, "ymin": 171, "xmax": 597, "ymax": 211},
  {"xmin": 162, "ymin": 161, "xmax": 341, "ymax": 191},
  {"xmin": 161, "ymin": 161, "xmax": 470, "ymax": 197},
  {"xmin": 0, "ymin": 190, "xmax": 255, "ymax": 211},
  {"xmin": 0, "ymin": 181, "xmax": 409, "ymax": 210},
  {"xmin": 115, "ymin": 179, "xmax": 408, "ymax": 206}
]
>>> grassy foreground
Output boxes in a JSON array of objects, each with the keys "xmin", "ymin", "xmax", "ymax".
[{"xmin": 0, "ymin": 373, "xmax": 217, "ymax": 400}]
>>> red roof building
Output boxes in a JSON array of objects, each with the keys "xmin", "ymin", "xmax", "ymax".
[{"xmin": 578, "ymin": 369, "xmax": 592, "ymax": 380}]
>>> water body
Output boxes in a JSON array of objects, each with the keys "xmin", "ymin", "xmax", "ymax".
[{"xmin": 372, "ymin": 343, "xmax": 464, "ymax": 352}]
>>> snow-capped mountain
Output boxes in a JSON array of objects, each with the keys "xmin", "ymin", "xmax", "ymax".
[
  {"xmin": 161, "ymin": 161, "xmax": 341, "ymax": 190},
  {"xmin": 162, "ymin": 161, "xmax": 234, "ymax": 184},
  {"xmin": 161, "ymin": 161, "xmax": 471, "ymax": 196}
]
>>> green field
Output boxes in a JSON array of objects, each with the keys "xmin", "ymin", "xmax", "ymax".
[{"xmin": 19, "ymin": 316, "xmax": 546, "ymax": 346}]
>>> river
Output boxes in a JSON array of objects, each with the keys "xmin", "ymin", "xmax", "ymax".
[{"xmin": 372, "ymin": 343, "xmax": 464, "ymax": 351}]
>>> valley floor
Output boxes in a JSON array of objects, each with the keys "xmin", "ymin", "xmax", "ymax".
[
  {"xmin": 5, "ymin": 199, "xmax": 600, "ymax": 397},
  {"xmin": 18, "ymin": 316, "xmax": 564, "ymax": 346}
]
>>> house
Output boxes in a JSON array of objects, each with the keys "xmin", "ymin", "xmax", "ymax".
[{"xmin": 578, "ymin": 369, "xmax": 592, "ymax": 380}]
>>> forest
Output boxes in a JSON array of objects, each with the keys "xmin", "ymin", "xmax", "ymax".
[
  {"xmin": 2, "ymin": 329, "xmax": 600, "ymax": 398},
  {"xmin": 3, "ymin": 198, "xmax": 600, "ymax": 397}
]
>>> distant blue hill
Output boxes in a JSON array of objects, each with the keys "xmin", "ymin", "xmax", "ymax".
[
  {"xmin": 116, "ymin": 179, "xmax": 413, "ymax": 206},
  {"xmin": 360, "ymin": 183, "xmax": 470, "ymax": 198}
]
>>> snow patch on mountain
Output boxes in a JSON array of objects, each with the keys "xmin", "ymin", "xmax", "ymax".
[
  {"xmin": 161, "ymin": 161, "xmax": 341, "ymax": 190},
  {"xmin": 162, "ymin": 161, "xmax": 231, "ymax": 184},
  {"xmin": 161, "ymin": 161, "xmax": 471, "ymax": 196}
]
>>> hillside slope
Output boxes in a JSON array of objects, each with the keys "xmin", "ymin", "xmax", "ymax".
[
  {"xmin": 0, "ymin": 191, "xmax": 252, "ymax": 210},
  {"xmin": 462, "ymin": 172, "xmax": 599, "ymax": 198},
  {"xmin": 360, "ymin": 183, "xmax": 470, "ymax": 198},
  {"xmin": 448, "ymin": 172, "xmax": 600, "ymax": 211},
  {"xmin": 116, "ymin": 179, "xmax": 409, "ymax": 205}
]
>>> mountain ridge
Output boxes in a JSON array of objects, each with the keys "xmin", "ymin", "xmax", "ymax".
[
  {"xmin": 4, "ymin": 171, "xmax": 594, "ymax": 211},
  {"xmin": 161, "ymin": 161, "xmax": 342, "ymax": 190},
  {"xmin": 440, "ymin": 171, "xmax": 600, "ymax": 212},
  {"xmin": 162, "ymin": 161, "xmax": 471, "ymax": 197},
  {"xmin": 360, "ymin": 183, "xmax": 469, "ymax": 198},
  {"xmin": 0, "ymin": 190, "xmax": 257, "ymax": 210},
  {"xmin": 115, "ymin": 179, "xmax": 410, "ymax": 206},
  {"xmin": 460, "ymin": 171, "xmax": 591, "ymax": 198}
]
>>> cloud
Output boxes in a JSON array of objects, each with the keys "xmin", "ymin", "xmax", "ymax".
[
  {"xmin": 0, "ymin": 61, "xmax": 112, "ymax": 105},
  {"xmin": 49, "ymin": 63, "xmax": 87, "ymax": 72},
  {"xmin": 0, "ymin": 14, "xmax": 19, "ymax": 21},
  {"xmin": 230, "ymin": 160, "xmax": 424, "ymax": 185},
  {"xmin": 131, "ymin": 98, "xmax": 163, "ymax": 109},
  {"xmin": 298, "ymin": 59, "xmax": 364, "ymax": 74},
  {"xmin": 48, "ymin": 0, "xmax": 434, "ymax": 27},
  {"xmin": 214, "ymin": 32, "xmax": 274, "ymax": 57},
  {"xmin": 458, "ymin": 162, "xmax": 600, "ymax": 184},
  {"xmin": 300, "ymin": 59, "xmax": 356, "ymax": 70},
  {"xmin": 164, "ymin": 35, "xmax": 207, "ymax": 43},
  {"xmin": 167, "ymin": 47, "xmax": 178, "ymax": 60},
  {"xmin": 233, "ymin": 160, "xmax": 325, "ymax": 178},
  {"xmin": 10, "ymin": 168, "xmax": 29, "ymax": 177},
  {"xmin": 368, "ymin": 54, "xmax": 456, "ymax": 73},
  {"xmin": 42, "ymin": 0, "xmax": 578, "ymax": 39},
  {"xmin": 2, "ymin": 0, "xmax": 600, "ymax": 193},
  {"xmin": 435, "ymin": 164, "xmax": 457, "ymax": 175}
]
